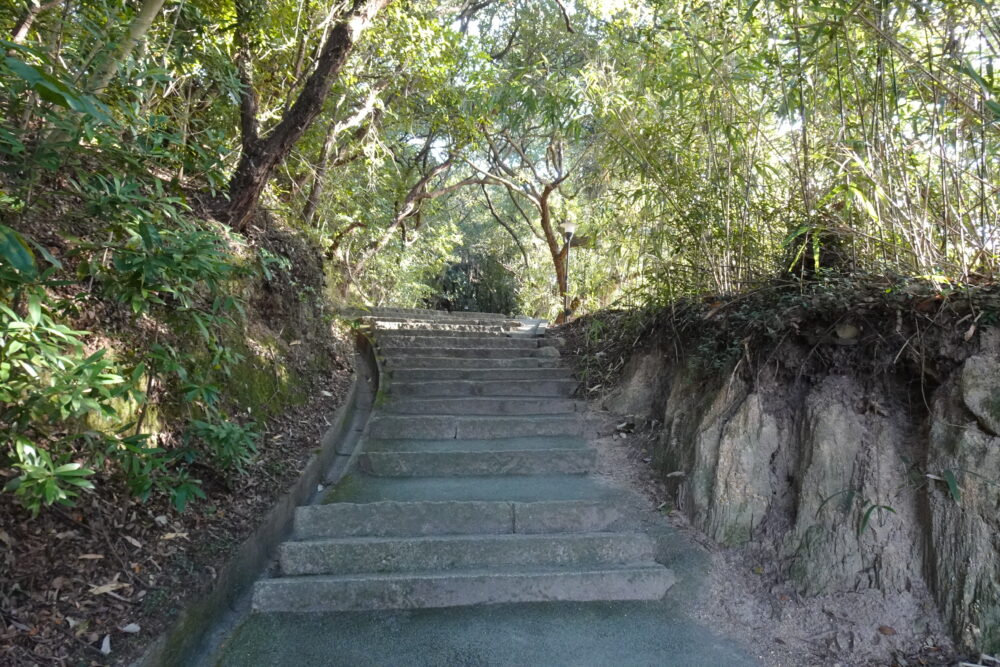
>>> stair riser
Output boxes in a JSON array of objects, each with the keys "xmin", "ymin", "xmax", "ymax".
[
  {"xmin": 359, "ymin": 449, "xmax": 595, "ymax": 477},
  {"xmin": 252, "ymin": 568, "xmax": 675, "ymax": 612},
  {"xmin": 367, "ymin": 416, "xmax": 585, "ymax": 440},
  {"xmin": 379, "ymin": 337, "xmax": 540, "ymax": 350},
  {"xmin": 389, "ymin": 368, "xmax": 574, "ymax": 382},
  {"xmin": 279, "ymin": 534, "xmax": 654, "ymax": 576},
  {"xmin": 378, "ymin": 329, "xmax": 538, "ymax": 340},
  {"xmin": 383, "ymin": 348, "xmax": 556, "ymax": 360},
  {"xmin": 293, "ymin": 500, "xmax": 633, "ymax": 540},
  {"xmin": 372, "ymin": 321, "xmax": 515, "ymax": 332},
  {"xmin": 384, "ymin": 357, "xmax": 559, "ymax": 370},
  {"xmin": 388, "ymin": 380, "xmax": 578, "ymax": 398},
  {"xmin": 383, "ymin": 398, "xmax": 582, "ymax": 416}
]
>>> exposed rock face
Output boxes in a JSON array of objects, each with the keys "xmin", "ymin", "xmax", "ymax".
[
  {"xmin": 926, "ymin": 344, "xmax": 1000, "ymax": 651},
  {"xmin": 607, "ymin": 330, "xmax": 1000, "ymax": 654}
]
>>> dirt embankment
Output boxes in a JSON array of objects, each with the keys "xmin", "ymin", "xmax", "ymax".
[{"xmin": 560, "ymin": 278, "xmax": 1000, "ymax": 666}]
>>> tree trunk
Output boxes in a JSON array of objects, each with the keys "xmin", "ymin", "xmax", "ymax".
[
  {"xmin": 221, "ymin": 0, "xmax": 390, "ymax": 231},
  {"xmin": 10, "ymin": 0, "xmax": 64, "ymax": 45},
  {"xmin": 88, "ymin": 0, "xmax": 166, "ymax": 95}
]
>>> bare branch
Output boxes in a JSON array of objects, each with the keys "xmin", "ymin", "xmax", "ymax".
[
  {"xmin": 552, "ymin": 0, "xmax": 574, "ymax": 33},
  {"xmin": 482, "ymin": 185, "xmax": 530, "ymax": 269}
]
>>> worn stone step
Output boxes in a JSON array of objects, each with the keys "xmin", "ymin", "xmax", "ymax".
[
  {"xmin": 388, "ymin": 367, "xmax": 574, "ymax": 382},
  {"xmin": 357, "ymin": 307, "xmax": 514, "ymax": 322},
  {"xmin": 364, "ymin": 436, "xmax": 589, "ymax": 453},
  {"xmin": 367, "ymin": 414, "xmax": 585, "ymax": 440},
  {"xmin": 388, "ymin": 379, "xmax": 579, "ymax": 398},
  {"xmin": 279, "ymin": 532, "xmax": 655, "ymax": 576},
  {"xmin": 383, "ymin": 397, "xmax": 583, "ymax": 416},
  {"xmin": 382, "ymin": 347, "xmax": 557, "ymax": 360},
  {"xmin": 359, "ymin": 447, "xmax": 595, "ymax": 477},
  {"xmin": 293, "ymin": 499, "xmax": 634, "ymax": 540},
  {"xmin": 323, "ymin": 473, "xmax": 623, "ymax": 504},
  {"xmin": 378, "ymin": 336, "xmax": 541, "ymax": 350},
  {"xmin": 368, "ymin": 319, "xmax": 520, "ymax": 335},
  {"xmin": 377, "ymin": 328, "xmax": 539, "ymax": 340},
  {"xmin": 252, "ymin": 564, "xmax": 675, "ymax": 612},
  {"xmin": 384, "ymin": 356, "xmax": 560, "ymax": 370}
]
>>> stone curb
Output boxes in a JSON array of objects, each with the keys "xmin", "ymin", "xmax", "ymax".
[{"xmin": 132, "ymin": 332, "xmax": 378, "ymax": 667}]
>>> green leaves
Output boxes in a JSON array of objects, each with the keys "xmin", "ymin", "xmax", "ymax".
[
  {"xmin": 0, "ymin": 223, "xmax": 37, "ymax": 280},
  {"xmin": 2, "ymin": 54, "xmax": 110, "ymax": 123}
]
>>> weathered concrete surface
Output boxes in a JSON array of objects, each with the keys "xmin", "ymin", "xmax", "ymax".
[
  {"xmin": 278, "ymin": 532, "xmax": 655, "ymax": 575},
  {"xmin": 252, "ymin": 565, "xmax": 676, "ymax": 612},
  {"xmin": 389, "ymin": 378, "xmax": 579, "ymax": 397},
  {"xmin": 215, "ymin": 601, "xmax": 757, "ymax": 667},
  {"xmin": 383, "ymin": 355, "xmax": 560, "ymax": 369},
  {"xmin": 389, "ymin": 367, "xmax": 573, "ymax": 382},
  {"xmin": 359, "ymin": 447, "xmax": 595, "ymax": 477},
  {"xmin": 383, "ymin": 396, "xmax": 583, "ymax": 416},
  {"xmin": 367, "ymin": 414, "xmax": 586, "ymax": 440}
]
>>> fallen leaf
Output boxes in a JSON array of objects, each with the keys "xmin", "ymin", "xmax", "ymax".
[
  {"xmin": 119, "ymin": 623, "xmax": 140, "ymax": 634},
  {"xmin": 878, "ymin": 625, "xmax": 897, "ymax": 636},
  {"xmin": 78, "ymin": 554, "xmax": 104, "ymax": 560},
  {"xmin": 89, "ymin": 582, "xmax": 129, "ymax": 596},
  {"xmin": 100, "ymin": 635, "xmax": 111, "ymax": 655},
  {"xmin": 161, "ymin": 532, "xmax": 188, "ymax": 540},
  {"xmin": 123, "ymin": 536, "xmax": 142, "ymax": 548},
  {"xmin": 154, "ymin": 515, "xmax": 168, "ymax": 526}
]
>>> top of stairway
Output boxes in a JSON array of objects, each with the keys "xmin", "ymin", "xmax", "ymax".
[{"xmin": 341, "ymin": 307, "xmax": 548, "ymax": 335}]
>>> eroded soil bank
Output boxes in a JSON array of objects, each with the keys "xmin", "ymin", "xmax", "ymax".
[{"xmin": 561, "ymin": 280, "xmax": 1000, "ymax": 665}]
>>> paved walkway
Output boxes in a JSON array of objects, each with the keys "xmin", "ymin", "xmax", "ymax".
[{"xmin": 209, "ymin": 309, "xmax": 758, "ymax": 665}]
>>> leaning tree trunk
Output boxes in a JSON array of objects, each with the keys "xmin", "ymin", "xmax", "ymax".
[{"xmin": 221, "ymin": 0, "xmax": 390, "ymax": 231}]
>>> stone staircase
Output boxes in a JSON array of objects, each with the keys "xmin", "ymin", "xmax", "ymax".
[{"xmin": 251, "ymin": 308, "xmax": 675, "ymax": 613}]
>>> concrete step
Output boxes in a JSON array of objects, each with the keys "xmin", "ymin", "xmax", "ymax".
[
  {"xmin": 388, "ymin": 379, "xmax": 579, "ymax": 398},
  {"xmin": 323, "ymin": 473, "xmax": 624, "ymax": 504},
  {"xmin": 358, "ymin": 307, "xmax": 514, "ymax": 322},
  {"xmin": 368, "ymin": 317, "xmax": 519, "ymax": 330},
  {"xmin": 367, "ymin": 414, "xmax": 585, "ymax": 440},
  {"xmin": 383, "ymin": 356, "xmax": 560, "ymax": 370},
  {"xmin": 381, "ymin": 347, "xmax": 557, "ymax": 360},
  {"xmin": 252, "ymin": 564, "xmax": 675, "ymax": 612},
  {"xmin": 278, "ymin": 532, "xmax": 655, "ymax": 576},
  {"xmin": 364, "ymin": 436, "xmax": 589, "ymax": 453},
  {"xmin": 388, "ymin": 368, "xmax": 574, "ymax": 382},
  {"xmin": 378, "ymin": 336, "xmax": 541, "ymax": 350},
  {"xmin": 293, "ymin": 499, "xmax": 634, "ymax": 540},
  {"xmin": 383, "ymin": 397, "xmax": 583, "ymax": 416},
  {"xmin": 377, "ymin": 328, "xmax": 540, "ymax": 340},
  {"xmin": 359, "ymin": 447, "xmax": 595, "ymax": 477}
]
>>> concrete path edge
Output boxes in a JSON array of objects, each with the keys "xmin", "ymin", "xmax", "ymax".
[{"xmin": 132, "ymin": 332, "xmax": 378, "ymax": 667}]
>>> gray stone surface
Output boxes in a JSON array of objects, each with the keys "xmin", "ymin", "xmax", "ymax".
[
  {"xmin": 379, "ymin": 335, "xmax": 541, "ymax": 349},
  {"xmin": 383, "ymin": 346, "xmax": 556, "ymax": 360},
  {"xmin": 359, "ymin": 448, "xmax": 595, "ymax": 477},
  {"xmin": 364, "ymin": 436, "xmax": 589, "ymax": 453},
  {"xmin": 383, "ymin": 356, "xmax": 559, "ymax": 369},
  {"xmin": 214, "ymin": 601, "xmax": 756, "ymax": 666},
  {"xmin": 278, "ymin": 532, "xmax": 655, "ymax": 575},
  {"xmin": 383, "ymin": 396, "xmax": 583, "ymax": 416},
  {"xmin": 252, "ymin": 565, "xmax": 676, "ymax": 612},
  {"xmin": 368, "ymin": 414, "xmax": 585, "ymax": 440},
  {"xmin": 389, "ymin": 367, "xmax": 573, "ymax": 382},
  {"xmin": 389, "ymin": 378, "xmax": 579, "ymax": 398}
]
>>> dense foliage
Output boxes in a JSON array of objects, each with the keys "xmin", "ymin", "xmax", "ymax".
[{"xmin": 1, "ymin": 0, "xmax": 998, "ymax": 516}]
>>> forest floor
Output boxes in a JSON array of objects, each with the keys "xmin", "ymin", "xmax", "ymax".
[{"xmin": 0, "ymin": 356, "xmax": 353, "ymax": 666}]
